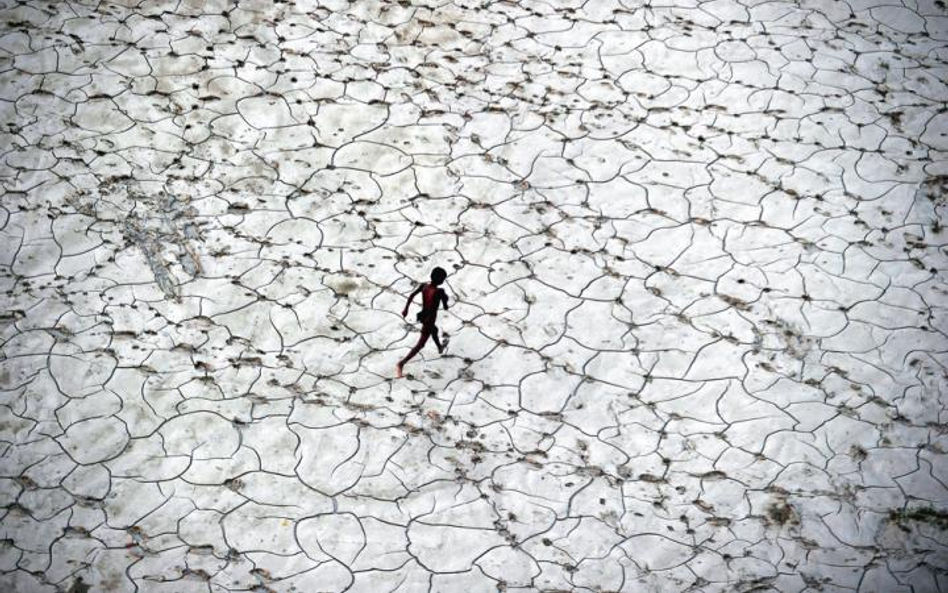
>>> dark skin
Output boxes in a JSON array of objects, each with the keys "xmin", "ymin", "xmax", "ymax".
[{"xmin": 396, "ymin": 280, "xmax": 448, "ymax": 378}]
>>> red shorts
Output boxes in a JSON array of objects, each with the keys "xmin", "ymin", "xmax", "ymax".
[{"xmin": 416, "ymin": 310, "xmax": 436, "ymax": 326}]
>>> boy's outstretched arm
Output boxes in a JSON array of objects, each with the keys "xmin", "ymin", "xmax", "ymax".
[{"xmin": 402, "ymin": 284, "xmax": 422, "ymax": 317}]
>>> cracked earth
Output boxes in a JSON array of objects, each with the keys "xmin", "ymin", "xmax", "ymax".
[{"xmin": 1, "ymin": 0, "xmax": 948, "ymax": 591}]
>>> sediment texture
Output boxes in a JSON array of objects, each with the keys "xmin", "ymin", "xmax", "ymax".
[{"xmin": 1, "ymin": 0, "xmax": 947, "ymax": 591}]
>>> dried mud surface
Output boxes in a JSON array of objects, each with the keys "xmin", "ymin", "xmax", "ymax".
[{"xmin": 1, "ymin": 0, "xmax": 948, "ymax": 591}]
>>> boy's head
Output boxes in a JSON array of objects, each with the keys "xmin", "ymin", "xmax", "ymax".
[{"xmin": 430, "ymin": 267, "xmax": 447, "ymax": 285}]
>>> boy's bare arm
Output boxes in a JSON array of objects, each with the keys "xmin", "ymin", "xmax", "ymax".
[
  {"xmin": 402, "ymin": 285, "xmax": 422, "ymax": 317},
  {"xmin": 441, "ymin": 290, "xmax": 449, "ymax": 310}
]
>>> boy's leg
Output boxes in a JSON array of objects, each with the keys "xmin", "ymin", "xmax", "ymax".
[
  {"xmin": 430, "ymin": 325, "xmax": 443, "ymax": 353},
  {"xmin": 397, "ymin": 326, "xmax": 430, "ymax": 377}
]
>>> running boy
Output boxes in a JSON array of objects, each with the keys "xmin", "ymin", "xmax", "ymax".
[{"xmin": 396, "ymin": 267, "xmax": 449, "ymax": 378}]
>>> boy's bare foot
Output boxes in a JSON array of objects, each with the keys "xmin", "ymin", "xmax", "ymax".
[{"xmin": 395, "ymin": 364, "xmax": 404, "ymax": 378}]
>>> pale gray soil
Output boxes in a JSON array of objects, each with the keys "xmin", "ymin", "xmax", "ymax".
[{"xmin": 1, "ymin": 0, "xmax": 947, "ymax": 591}]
